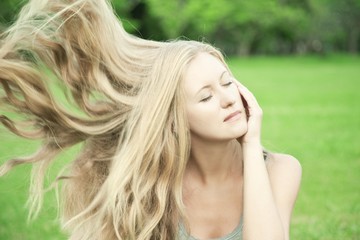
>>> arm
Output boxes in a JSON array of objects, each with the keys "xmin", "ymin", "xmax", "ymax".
[
  {"xmin": 237, "ymin": 83, "xmax": 301, "ymax": 240},
  {"xmin": 266, "ymin": 153, "xmax": 302, "ymax": 240},
  {"xmin": 242, "ymin": 142, "xmax": 284, "ymax": 240}
]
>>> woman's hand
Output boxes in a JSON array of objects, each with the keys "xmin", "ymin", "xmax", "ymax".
[{"xmin": 235, "ymin": 81, "xmax": 263, "ymax": 145}]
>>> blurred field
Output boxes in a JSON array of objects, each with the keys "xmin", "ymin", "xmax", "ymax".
[{"xmin": 1, "ymin": 54, "xmax": 359, "ymax": 239}]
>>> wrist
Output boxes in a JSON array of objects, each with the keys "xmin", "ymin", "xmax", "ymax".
[
  {"xmin": 241, "ymin": 141, "xmax": 262, "ymax": 153},
  {"xmin": 241, "ymin": 141, "xmax": 264, "ymax": 163},
  {"xmin": 241, "ymin": 139, "xmax": 262, "ymax": 147}
]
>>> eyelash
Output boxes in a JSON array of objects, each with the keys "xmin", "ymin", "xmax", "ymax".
[
  {"xmin": 200, "ymin": 95, "xmax": 212, "ymax": 102},
  {"xmin": 200, "ymin": 81, "xmax": 233, "ymax": 102},
  {"xmin": 223, "ymin": 81, "xmax": 233, "ymax": 86}
]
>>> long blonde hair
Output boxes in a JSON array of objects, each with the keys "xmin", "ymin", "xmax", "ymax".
[{"xmin": 0, "ymin": 0, "xmax": 227, "ymax": 239}]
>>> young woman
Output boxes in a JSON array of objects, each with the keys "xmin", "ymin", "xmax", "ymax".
[{"xmin": 0, "ymin": 0, "xmax": 301, "ymax": 239}]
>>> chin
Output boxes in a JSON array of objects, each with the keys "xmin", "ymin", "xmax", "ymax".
[
  {"xmin": 232, "ymin": 122, "xmax": 247, "ymax": 137},
  {"xmin": 232, "ymin": 131, "xmax": 246, "ymax": 140}
]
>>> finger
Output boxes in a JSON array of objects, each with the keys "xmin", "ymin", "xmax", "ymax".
[
  {"xmin": 235, "ymin": 80, "xmax": 261, "ymax": 110},
  {"xmin": 237, "ymin": 84, "xmax": 255, "ymax": 100},
  {"xmin": 237, "ymin": 84, "xmax": 260, "ymax": 108}
]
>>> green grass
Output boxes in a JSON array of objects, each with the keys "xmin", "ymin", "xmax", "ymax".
[
  {"xmin": 1, "ymin": 54, "xmax": 359, "ymax": 239},
  {"xmin": 229, "ymin": 54, "xmax": 360, "ymax": 239}
]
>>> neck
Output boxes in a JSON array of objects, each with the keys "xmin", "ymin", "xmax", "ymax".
[{"xmin": 186, "ymin": 138, "xmax": 243, "ymax": 185}]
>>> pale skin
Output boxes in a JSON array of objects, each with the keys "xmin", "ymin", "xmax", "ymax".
[{"xmin": 182, "ymin": 53, "xmax": 302, "ymax": 240}]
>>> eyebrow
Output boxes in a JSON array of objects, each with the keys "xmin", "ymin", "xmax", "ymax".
[
  {"xmin": 219, "ymin": 70, "xmax": 228, "ymax": 81},
  {"xmin": 195, "ymin": 70, "xmax": 228, "ymax": 95}
]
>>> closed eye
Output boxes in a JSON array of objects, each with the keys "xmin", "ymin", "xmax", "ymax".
[
  {"xmin": 223, "ymin": 81, "xmax": 233, "ymax": 87},
  {"xmin": 200, "ymin": 95, "xmax": 212, "ymax": 102}
]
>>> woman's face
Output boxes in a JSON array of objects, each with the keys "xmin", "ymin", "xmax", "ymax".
[{"xmin": 183, "ymin": 52, "xmax": 248, "ymax": 142}]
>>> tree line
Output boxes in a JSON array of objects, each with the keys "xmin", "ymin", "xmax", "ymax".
[{"xmin": 1, "ymin": 0, "xmax": 359, "ymax": 56}]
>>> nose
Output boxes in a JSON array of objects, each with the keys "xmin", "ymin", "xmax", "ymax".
[{"xmin": 220, "ymin": 89, "xmax": 236, "ymax": 108}]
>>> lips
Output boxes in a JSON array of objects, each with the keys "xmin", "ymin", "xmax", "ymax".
[{"xmin": 224, "ymin": 110, "xmax": 241, "ymax": 122}]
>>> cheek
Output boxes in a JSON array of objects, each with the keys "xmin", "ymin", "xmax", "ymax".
[
  {"xmin": 187, "ymin": 109, "xmax": 207, "ymax": 129},
  {"xmin": 186, "ymin": 104, "xmax": 218, "ymax": 132}
]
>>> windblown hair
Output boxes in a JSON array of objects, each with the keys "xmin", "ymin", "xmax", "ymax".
[{"xmin": 0, "ymin": 0, "xmax": 228, "ymax": 239}]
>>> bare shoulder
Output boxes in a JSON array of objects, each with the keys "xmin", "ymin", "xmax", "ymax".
[
  {"xmin": 265, "ymin": 152, "xmax": 302, "ymax": 203},
  {"xmin": 265, "ymin": 152, "xmax": 302, "ymax": 200},
  {"xmin": 265, "ymin": 152, "xmax": 302, "ymax": 230},
  {"xmin": 266, "ymin": 152, "xmax": 302, "ymax": 178}
]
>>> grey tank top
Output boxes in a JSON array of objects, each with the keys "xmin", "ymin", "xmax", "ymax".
[{"xmin": 178, "ymin": 218, "xmax": 243, "ymax": 240}]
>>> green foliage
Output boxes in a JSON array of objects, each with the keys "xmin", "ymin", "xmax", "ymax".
[
  {"xmin": 145, "ymin": 0, "xmax": 185, "ymax": 38},
  {"xmin": 218, "ymin": 1, "xmax": 311, "ymax": 54},
  {"xmin": 0, "ymin": 0, "xmax": 359, "ymax": 54},
  {"xmin": 0, "ymin": 0, "xmax": 24, "ymax": 30},
  {"xmin": 326, "ymin": 0, "xmax": 360, "ymax": 53},
  {"xmin": 111, "ymin": 0, "xmax": 141, "ymax": 33}
]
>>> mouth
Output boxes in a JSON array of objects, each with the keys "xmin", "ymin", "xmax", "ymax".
[{"xmin": 224, "ymin": 110, "xmax": 242, "ymax": 122}]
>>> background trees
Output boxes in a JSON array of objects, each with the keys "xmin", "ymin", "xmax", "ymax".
[{"xmin": 0, "ymin": 0, "xmax": 359, "ymax": 56}]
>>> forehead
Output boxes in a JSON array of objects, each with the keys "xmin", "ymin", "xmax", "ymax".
[{"xmin": 183, "ymin": 52, "xmax": 227, "ymax": 95}]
